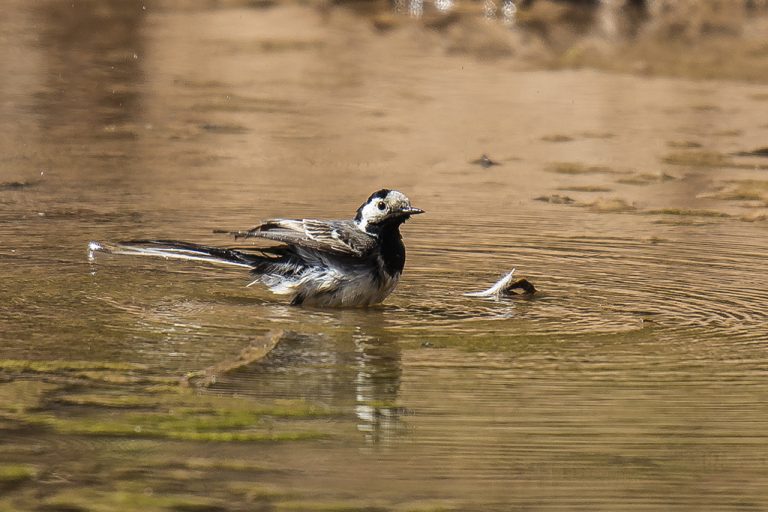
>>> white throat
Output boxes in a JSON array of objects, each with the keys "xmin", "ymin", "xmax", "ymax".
[{"xmin": 354, "ymin": 218, "xmax": 378, "ymax": 237}]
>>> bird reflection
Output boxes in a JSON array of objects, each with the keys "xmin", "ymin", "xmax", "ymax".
[
  {"xmin": 352, "ymin": 332, "xmax": 406, "ymax": 445},
  {"xmin": 409, "ymin": 0, "xmax": 424, "ymax": 18},
  {"xmin": 202, "ymin": 317, "xmax": 407, "ymax": 445}
]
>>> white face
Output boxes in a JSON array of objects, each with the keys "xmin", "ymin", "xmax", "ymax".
[{"xmin": 355, "ymin": 190, "xmax": 417, "ymax": 231}]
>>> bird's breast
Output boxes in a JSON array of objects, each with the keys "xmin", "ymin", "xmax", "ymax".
[{"xmin": 377, "ymin": 233, "xmax": 406, "ymax": 277}]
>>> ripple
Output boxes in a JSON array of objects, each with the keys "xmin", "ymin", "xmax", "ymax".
[{"xmin": 396, "ymin": 211, "xmax": 768, "ymax": 346}]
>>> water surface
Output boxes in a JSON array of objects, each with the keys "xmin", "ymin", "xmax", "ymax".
[{"xmin": 2, "ymin": 2, "xmax": 768, "ymax": 510}]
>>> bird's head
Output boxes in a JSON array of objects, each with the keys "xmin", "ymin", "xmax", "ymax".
[{"xmin": 354, "ymin": 189, "xmax": 424, "ymax": 233}]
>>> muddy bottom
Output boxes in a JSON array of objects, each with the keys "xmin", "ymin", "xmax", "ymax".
[{"xmin": 1, "ymin": 1, "xmax": 768, "ymax": 511}]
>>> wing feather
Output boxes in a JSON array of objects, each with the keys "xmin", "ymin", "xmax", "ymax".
[{"xmin": 224, "ymin": 219, "xmax": 373, "ymax": 257}]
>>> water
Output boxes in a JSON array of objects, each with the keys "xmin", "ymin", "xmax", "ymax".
[{"xmin": 2, "ymin": 2, "xmax": 768, "ymax": 510}]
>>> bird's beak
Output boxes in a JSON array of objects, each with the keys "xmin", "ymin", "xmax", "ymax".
[{"xmin": 401, "ymin": 206, "xmax": 425, "ymax": 215}]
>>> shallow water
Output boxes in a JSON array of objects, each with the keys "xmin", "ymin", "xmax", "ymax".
[{"xmin": 2, "ymin": 2, "xmax": 768, "ymax": 511}]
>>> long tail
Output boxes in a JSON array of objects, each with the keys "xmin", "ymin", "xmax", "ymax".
[{"xmin": 87, "ymin": 240, "xmax": 260, "ymax": 268}]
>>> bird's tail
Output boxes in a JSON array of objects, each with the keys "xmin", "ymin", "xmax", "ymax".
[{"xmin": 87, "ymin": 240, "xmax": 259, "ymax": 269}]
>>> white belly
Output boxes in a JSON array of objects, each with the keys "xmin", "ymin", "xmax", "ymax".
[
  {"xmin": 302, "ymin": 269, "xmax": 400, "ymax": 307},
  {"xmin": 259, "ymin": 266, "xmax": 401, "ymax": 307}
]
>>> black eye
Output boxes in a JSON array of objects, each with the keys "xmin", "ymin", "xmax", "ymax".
[{"xmin": 377, "ymin": 202, "xmax": 386, "ymax": 211}]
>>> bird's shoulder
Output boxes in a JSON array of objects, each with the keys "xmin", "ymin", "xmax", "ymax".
[{"xmin": 238, "ymin": 218, "xmax": 375, "ymax": 257}]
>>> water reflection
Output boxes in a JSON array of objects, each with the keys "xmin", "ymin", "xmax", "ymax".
[
  {"xmin": 481, "ymin": 0, "xmax": 518, "ymax": 24},
  {"xmin": 409, "ymin": 0, "xmax": 424, "ymax": 18},
  {"xmin": 352, "ymin": 332, "xmax": 405, "ymax": 445},
  {"xmin": 386, "ymin": 0, "xmax": 657, "ymax": 38},
  {"xmin": 205, "ymin": 323, "xmax": 406, "ymax": 445},
  {"xmin": 34, "ymin": 1, "xmax": 146, "ymax": 137},
  {"xmin": 2, "ymin": 1, "xmax": 768, "ymax": 510},
  {"xmin": 434, "ymin": 0, "xmax": 455, "ymax": 13}
]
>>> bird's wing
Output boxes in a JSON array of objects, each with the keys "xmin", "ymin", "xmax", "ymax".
[{"xmin": 226, "ymin": 219, "xmax": 374, "ymax": 257}]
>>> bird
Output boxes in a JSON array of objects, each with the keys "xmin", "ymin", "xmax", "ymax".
[{"xmin": 88, "ymin": 189, "xmax": 424, "ymax": 308}]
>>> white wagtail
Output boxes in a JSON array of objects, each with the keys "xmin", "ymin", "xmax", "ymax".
[{"xmin": 89, "ymin": 189, "xmax": 424, "ymax": 307}]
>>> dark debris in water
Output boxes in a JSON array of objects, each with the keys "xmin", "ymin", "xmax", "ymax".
[
  {"xmin": 200, "ymin": 123, "xmax": 249, "ymax": 134},
  {"xmin": 541, "ymin": 134, "xmax": 574, "ymax": 143},
  {"xmin": 732, "ymin": 147, "xmax": 768, "ymax": 158},
  {"xmin": 502, "ymin": 277, "xmax": 537, "ymax": 296},
  {"xmin": 535, "ymin": 194, "xmax": 575, "ymax": 204},
  {"xmin": 470, "ymin": 154, "xmax": 501, "ymax": 168},
  {"xmin": 667, "ymin": 140, "xmax": 703, "ymax": 149},
  {"xmin": 0, "ymin": 181, "xmax": 38, "ymax": 191}
]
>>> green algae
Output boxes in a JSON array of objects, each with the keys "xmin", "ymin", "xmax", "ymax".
[
  {"xmin": 534, "ymin": 194, "xmax": 575, "ymax": 204},
  {"xmin": 180, "ymin": 458, "xmax": 279, "ymax": 473},
  {"xmin": 163, "ymin": 431, "xmax": 327, "ymax": 442},
  {"xmin": 276, "ymin": 501, "xmax": 389, "ymax": 512},
  {"xmin": 707, "ymin": 180, "xmax": 768, "ymax": 203},
  {"xmin": 660, "ymin": 149, "xmax": 768, "ymax": 170},
  {"xmin": 5, "ymin": 382, "xmax": 337, "ymax": 444},
  {"xmin": 0, "ymin": 380, "xmax": 58, "ymax": 414},
  {"xmin": 396, "ymin": 502, "xmax": 462, "ymax": 512},
  {"xmin": 557, "ymin": 185, "xmax": 612, "ymax": 192},
  {"xmin": 72, "ymin": 371, "xmax": 180, "ymax": 386},
  {"xmin": 2, "ymin": 370, "xmax": 335, "ymax": 447},
  {"xmin": 646, "ymin": 208, "xmax": 730, "ymax": 218},
  {"xmin": 143, "ymin": 384, "xmax": 187, "ymax": 394},
  {"xmin": 53, "ymin": 393, "xmax": 161, "ymax": 409},
  {"xmin": 49, "ymin": 391, "xmax": 331, "ymax": 414},
  {"xmin": 0, "ymin": 338, "xmax": 337, "ymax": 447},
  {"xmin": 662, "ymin": 150, "xmax": 731, "ymax": 167},
  {"xmin": 0, "ymin": 359, "xmax": 146, "ymax": 373},
  {"xmin": 0, "ymin": 358, "xmax": 181, "ymax": 389},
  {"xmin": 617, "ymin": 172, "xmax": 676, "ymax": 185},
  {"xmin": 40, "ymin": 488, "xmax": 226, "ymax": 512},
  {"xmin": 546, "ymin": 162, "xmax": 615, "ymax": 175},
  {"xmin": 0, "ymin": 464, "xmax": 37, "ymax": 483},
  {"xmin": 584, "ymin": 198, "xmax": 636, "ymax": 213},
  {"xmin": 652, "ymin": 218, "xmax": 718, "ymax": 226},
  {"xmin": 226, "ymin": 481, "xmax": 296, "ymax": 502},
  {"xmin": 22, "ymin": 408, "xmax": 329, "ymax": 443}
]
